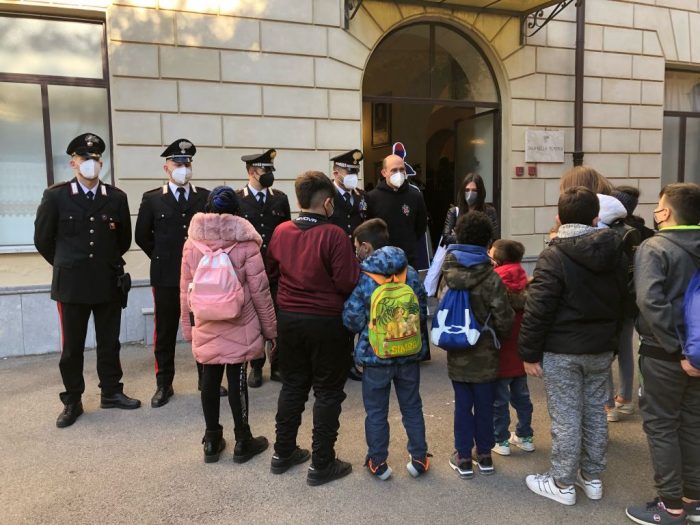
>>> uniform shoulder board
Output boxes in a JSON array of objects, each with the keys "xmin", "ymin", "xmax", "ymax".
[
  {"xmin": 145, "ymin": 186, "xmax": 161, "ymax": 195},
  {"xmin": 104, "ymin": 182, "xmax": 126, "ymax": 195},
  {"xmin": 271, "ymin": 188, "xmax": 287, "ymax": 198},
  {"xmin": 47, "ymin": 181, "xmax": 71, "ymax": 191},
  {"xmin": 238, "ymin": 187, "xmax": 249, "ymax": 198}
]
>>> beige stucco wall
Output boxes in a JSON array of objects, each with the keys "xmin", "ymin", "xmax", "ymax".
[{"xmin": 1, "ymin": 0, "xmax": 699, "ymax": 288}]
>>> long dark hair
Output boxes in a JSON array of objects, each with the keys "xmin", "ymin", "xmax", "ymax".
[{"xmin": 456, "ymin": 173, "xmax": 487, "ymax": 215}]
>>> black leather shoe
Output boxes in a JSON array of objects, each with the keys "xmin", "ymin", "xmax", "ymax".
[
  {"xmin": 271, "ymin": 447, "xmax": 311, "ymax": 474},
  {"xmin": 307, "ymin": 458, "xmax": 353, "ymax": 486},
  {"xmin": 56, "ymin": 402, "xmax": 83, "ymax": 428},
  {"xmin": 270, "ymin": 367, "xmax": 282, "ymax": 382},
  {"xmin": 248, "ymin": 367, "xmax": 262, "ymax": 388},
  {"xmin": 348, "ymin": 365, "xmax": 363, "ymax": 381},
  {"xmin": 233, "ymin": 436, "xmax": 269, "ymax": 463},
  {"xmin": 150, "ymin": 386, "xmax": 174, "ymax": 408},
  {"xmin": 101, "ymin": 392, "xmax": 141, "ymax": 409},
  {"xmin": 203, "ymin": 428, "xmax": 226, "ymax": 463},
  {"xmin": 219, "ymin": 385, "xmax": 228, "ymax": 397}
]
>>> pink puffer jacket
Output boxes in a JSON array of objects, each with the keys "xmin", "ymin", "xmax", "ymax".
[{"xmin": 180, "ymin": 213, "xmax": 277, "ymax": 365}]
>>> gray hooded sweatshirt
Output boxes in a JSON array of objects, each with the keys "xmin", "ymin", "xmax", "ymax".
[{"xmin": 634, "ymin": 226, "xmax": 700, "ymax": 361}]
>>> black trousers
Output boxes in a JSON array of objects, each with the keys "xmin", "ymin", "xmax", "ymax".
[
  {"xmin": 200, "ymin": 363, "xmax": 250, "ymax": 439},
  {"xmin": 274, "ymin": 310, "xmax": 350, "ymax": 469},
  {"xmin": 152, "ymin": 286, "xmax": 180, "ymax": 387},
  {"xmin": 57, "ymin": 300, "xmax": 123, "ymax": 405},
  {"xmin": 639, "ymin": 355, "xmax": 700, "ymax": 508}
]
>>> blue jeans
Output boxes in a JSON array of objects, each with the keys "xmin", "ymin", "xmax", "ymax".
[
  {"xmin": 607, "ymin": 317, "xmax": 636, "ymax": 406},
  {"xmin": 362, "ymin": 362, "xmax": 427, "ymax": 463},
  {"xmin": 453, "ymin": 381, "xmax": 495, "ymax": 457},
  {"xmin": 493, "ymin": 375, "xmax": 534, "ymax": 442}
]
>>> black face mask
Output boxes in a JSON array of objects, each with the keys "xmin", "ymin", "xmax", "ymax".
[{"xmin": 259, "ymin": 171, "xmax": 275, "ymax": 188}]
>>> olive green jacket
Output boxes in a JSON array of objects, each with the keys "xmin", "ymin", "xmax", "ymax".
[{"xmin": 439, "ymin": 253, "xmax": 514, "ymax": 383}]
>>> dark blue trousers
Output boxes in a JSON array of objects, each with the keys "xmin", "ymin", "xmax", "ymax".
[{"xmin": 453, "ymin": 381, "xmax": 495, "ymax": 457}]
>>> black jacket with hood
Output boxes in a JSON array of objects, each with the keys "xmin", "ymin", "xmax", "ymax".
[{"xmin": 519, "ymin": 228, "xmax": 628, "ymax": 364}]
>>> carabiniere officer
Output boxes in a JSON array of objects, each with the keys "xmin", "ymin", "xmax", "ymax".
[
  {"xmin": 235, "ymin": 148, "xmax": 291, "ymax": 388},
  {"xmin": 135, "ymin": 139, "xmax": 225, "ymax": 408},
  {"xmin": 34, "ymin": 133, "xmax": 140, "ymax": 429},
  {"xmin": 328, "ymin": 149, "xmax": 367, "ymax": 381}
]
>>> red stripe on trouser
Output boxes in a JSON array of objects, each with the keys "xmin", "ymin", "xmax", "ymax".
[
  {"xmin": 57, "ymin": 302, "xmax": 65, "ymax": 353},
  {"xmin": 152, "ymin": 287, "xmax": 159, "ymax": 374}
]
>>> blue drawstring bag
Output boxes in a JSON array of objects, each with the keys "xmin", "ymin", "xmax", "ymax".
[
  {"xmin": 430, "ymin": 288, "xmax": 498, "ymax": 351},
  {"xmin": 682, "ymin": 270, "xmax": 700, "ymax": 369}
]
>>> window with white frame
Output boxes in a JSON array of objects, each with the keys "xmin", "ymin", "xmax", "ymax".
[{"xmin": 0, "ymin": 14, "xmax": 112, "ymax": 250}]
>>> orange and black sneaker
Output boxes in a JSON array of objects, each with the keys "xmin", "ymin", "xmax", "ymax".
[
  {"xmin": 365, "ymin": 457, "xmax": 392, "ymax": 481},
  {"xmin": 407, "ymin": 453, "xmax": 431, "ymax": 478}
]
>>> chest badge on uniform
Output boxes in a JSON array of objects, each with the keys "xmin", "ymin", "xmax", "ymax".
[
  {"xmin": 402, "ymin": 204, "xmax": 410, "ymax": 216},
  {"xmin": 359, "ymin": 199, "xmax": 367, "ymax": 212}
]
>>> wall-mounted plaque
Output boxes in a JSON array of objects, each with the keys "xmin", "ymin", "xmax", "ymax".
[{"xmin": 525, "ymin": 129, "xmax": 565, "ymax": 163}]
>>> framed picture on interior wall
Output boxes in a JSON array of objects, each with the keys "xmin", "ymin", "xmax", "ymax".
[{"xmin": 371, "ymin": 102, "xmax": 391, "ymax": 147}]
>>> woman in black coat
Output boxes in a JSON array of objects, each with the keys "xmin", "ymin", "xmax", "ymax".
[{"xmin": 441, "ymin": 173, "xmax": 500, "ymax": 246}]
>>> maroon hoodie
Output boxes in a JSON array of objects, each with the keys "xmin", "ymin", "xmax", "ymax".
[
  {"xmin": 494, "ymin": 262, "xmax": 528, "ymax": 378},
  {"xmin": 266, "ymin": 212, "xmax": 360, "ymax": 316}
]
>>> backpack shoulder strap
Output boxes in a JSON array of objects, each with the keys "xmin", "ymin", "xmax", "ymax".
[
  {"xmin": 363, "ymin": 267, "xmax": 408, "ymax": 285},
  {"xmin": 189, "ymin": 239, "xmax": 212, "ymax": 255}
]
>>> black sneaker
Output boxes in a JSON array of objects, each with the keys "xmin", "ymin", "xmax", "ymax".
[
  {"xmin": 233, "ymin": 436, "xmax": 268, "ymax": 464},
  {"xmin": 449, "ymin": 451, "xmax": 473, "ymax": 479},
  {"xmin": 626, "ymin": 498, "xmax": 687, "ymax": 525},
  {"xmin": 307, "ymin": 458, "xmax": 352, "ymax": 486},
  {"xmin": 270, "ymin": 447, "xmax": 311, "ymax": 474},
  {"xmin": 472, "ymin": 453, "xmax": 495, "ymax": 475},
  {"xmin": 683, "ymin": 499, "xmax": 700, "ymax": 523}
]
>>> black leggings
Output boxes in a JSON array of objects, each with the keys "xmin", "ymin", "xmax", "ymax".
[{"xmin": 200, "ymin": 363, "xmax": 249, "ymax": 439}]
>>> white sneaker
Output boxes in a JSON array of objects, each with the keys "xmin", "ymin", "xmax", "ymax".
[
  {"xmin": 615, "ymin": 397, "xmax": 635, "ymax": 415},
  {"xmin": 492, "ymin": 440, "xmax": 511, "ymax": 456},
  {"xmin": 575, "ymin": 471, "xmax": 603, "ymax": 500},
  {"xmin": 526, "ymin": 473, "xmax": 576, "ymax": 506},
  {"xmin": 511, "ymin": 433, "xmax": 535, "ymax": 452},
  {"xmin": 606, "ymin": 407, "xmax": 620, "ymax": 422}
]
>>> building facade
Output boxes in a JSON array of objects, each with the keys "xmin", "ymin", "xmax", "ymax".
[{"xmin": 1, "ymin": 0, "xmax": 699, "ymax": 356}]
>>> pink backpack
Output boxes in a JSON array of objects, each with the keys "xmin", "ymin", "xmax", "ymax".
[{"xmin": 187, "ymin": 240, "xmax": 244, "ymax": 322}]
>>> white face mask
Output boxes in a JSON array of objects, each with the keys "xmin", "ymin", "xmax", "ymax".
[
  {"xmin": 343, "ymin": 174, "xmax": 358, "ymax": 190},
  {"xmin": 171, "ymin": 166, "xmax": 192, "ymax": 185},
  {"xmin": 79, "ymin": 159, "xmax": 100, "ymax": 180},
  {"xmin": 389, "ymin": 172, "xmax": 406, "ymax": 188}
]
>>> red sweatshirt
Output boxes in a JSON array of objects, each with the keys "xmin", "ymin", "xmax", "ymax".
[
  {"xmin": 266, "ymin": 213, "xmax": 360, "ymax": 316},
  {"xmin": 494, "ymin": 262, "xmax": 529, "ymax": 378}
]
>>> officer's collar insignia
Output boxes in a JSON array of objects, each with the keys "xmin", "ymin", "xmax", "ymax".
[
  {"xmin": 268, "ymin": 188, "xmax": 275, "ymax": 196},
  {"xmin": 70, "ymin": 182, "xmax": 78, "ymax": 195},
  {"xmin": 191, "ymin": 185, "xmax": 197, "ymax": 193},
  {"xmin": 178, "ymin": 141, "xmax": 192, "ymax": 154},
  {"xmin": 100, "ymin": 185, "xmax": 107, "ymax": 196},
  {"xmin": 162, "ymin": 184, "xmax": 168, "ymax": 194}
]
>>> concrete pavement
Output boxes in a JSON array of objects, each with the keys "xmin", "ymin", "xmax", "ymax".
[{"xmin": 1, "ymin": 343, "xmax": 654, "ymax": 525}]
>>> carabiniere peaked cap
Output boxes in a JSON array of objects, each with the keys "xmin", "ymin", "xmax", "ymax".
[
  {"xmin": 161, "ymin": 139, "xmax": 196, "ymax": 162},
  {"xmin": 66, "ymin": 133, "xmax": 106, "ymax": 159},
  {"xmin": 331, "ymin": 149, "xmax": 363, "ymax": 172},
  {"xmin": 241, "ymin": 148, "xmax": 276, "ymax": 171}
]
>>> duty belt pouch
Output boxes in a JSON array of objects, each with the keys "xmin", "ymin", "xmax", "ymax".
[{"xmin": 117, "ymin": 271, "xmax": 132, "ymax": 309}]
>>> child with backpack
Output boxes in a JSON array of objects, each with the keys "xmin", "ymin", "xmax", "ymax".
[
  {"xmin": 625, "ymin": 183, "xmax": 700, "ymax": 525},
  {"xmin": 342, "ymin": 219, "xmax": 430, "ymax": 480},
  {"xmin": 180, "ymin": 186, "xmax": 277, "ymax": 464},
  {"xmin": 435, "ymin": 211, "xmax": 514, "ymax": 479},
  {"xmin": 488, "ymin": 240, "xmax": 535, "ymax": 457},
  {"xmin": 519, "ymin": 186, "xmax": 627, "ymax": 506}
]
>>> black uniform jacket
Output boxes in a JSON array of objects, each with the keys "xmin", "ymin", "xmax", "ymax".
[
  {"xmin": 135, "ymin": 184, "xmax": 209, "ymax": 288},
  {"xmin": 235, "ymin": 186, "xmax": 291, "ymax": 256},
  {"xmin": 329, "ymin": 186, "xmax": 367, "ymax": 241},
  {"xmin": 34, "ymin": 178, "xmax": 131, "ymax": 304}
]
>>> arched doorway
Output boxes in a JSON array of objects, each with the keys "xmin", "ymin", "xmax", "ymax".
[{"xmin": 362, "ymin": 22, "xmax": 501, "ymax": 247}]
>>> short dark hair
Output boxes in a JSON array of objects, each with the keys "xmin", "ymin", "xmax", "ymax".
[
  {"xmin": 353, "ymin": 218, "xmax": 389, "ymax": 249},
  {"xmin": 661, "ymin": 183, "xmax": 700, "ymax": 225},
  {"xmin": 295, "ymin": 171, "xmax": 335, "ymax": 209},
  {"xmin": 558, "ymin": 186, "xmax": 599, "ymax": 226},
  {"xmin": 455, "ymin": 211, "xmax": 493, "ymax": 247},
  {"xmin": 491, "ymin": 239, "xmax": 525, "ymax": 265},
  {"xmin": 205, "ymin": 185, "xmax": 239, "ymax": 215}
]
